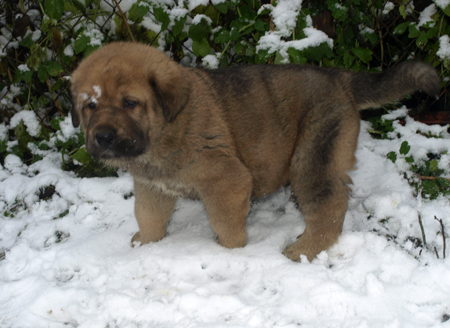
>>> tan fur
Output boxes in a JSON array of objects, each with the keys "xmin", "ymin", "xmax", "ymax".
[{"xmin": 71, "ymin": 42, "xmax": 440, "ymax": 261}]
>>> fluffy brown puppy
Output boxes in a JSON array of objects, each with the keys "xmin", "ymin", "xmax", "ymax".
[{"xmin": 71, "ymin": 42, "xmax": 440, "ymax": 261}]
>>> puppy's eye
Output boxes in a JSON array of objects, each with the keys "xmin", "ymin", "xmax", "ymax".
[
  {"xmin": 124, "ymin": 100, "xmax": 138, "ymax": 110},
  {"xmin": 88, "ymin": 102, "xmax": 96, "ymax": 109}
]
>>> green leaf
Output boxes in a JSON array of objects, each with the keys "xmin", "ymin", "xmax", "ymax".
[
  {"xmin": 287, "ymin": 48, "xmax": 307, "ymax": 64},
  {"xmin": 45, "ymin": 0, "xmax": 64, "ymax": 20},
  {"xmin": 408, "ymin": 24, "xmax": 420, "ymax": 38},
  {"xmin": 75, "ymin": 35, "xmax": 89, "ymax": 54},
  {"xmin": 245, "ymin": 45, "xmax": 255, "ymax": 57},
  {"xmin": 172, "ymin": 16, "xmax": 187, "ymax": 36},
  {"xmin": 255, "ymin": 20, "xmax": 266, "ymax": 32},
  {"xmin": 51, "ymin": 117, "xmax": 64, "ymax": 130},
  {"xmin": 387, "ymin": 151, "xmax": 397, "ymax": 163},
  {"xmin": 364, "ymin": 31, "xmax": 378, "ymax": 44},
  {"xmin": 426, "ymin": 26, "xmax": 438, "ymax": 39},
  {"xmin": 82, "ymin": 45, "xmax": 100, "ymax": 58},
  {"xmin": 27, "ymin": 44, "xmax": 43, "ymax": 70},
  {"xmin": 189, "ymin": 18, "xmax": 211, "ymax": 42},
  {"xmin": 437, "ymin": 178, "xmax": 450, "ymax": 189},
  {"xmin": 230, "ymin": 28, "xmax": 240, "ymax": 41},
  {"xmin": 214, "ymin": 28, "xmax": 230, "ymax": 44},
  {"xmin": 38, "ymin": 64, "xmax": 48, "ymax": 83},
  {"xmin": 64, "ymin": 0, "xmax": 77, "ymax": 12},
  {"xmin": 439, "ymin": 3, "xmax": 450, "ymax": 16},
  {"xmin": 405, "ymin": 156, "xmax": 414, "ymax": 163},
  {"xmin": 416, "ymin": 31, "xmax": 428, "ymax": 48},
  {"xmin": 399, "ymin": 5, "xmax": 406, "ymax": 19},
  {"xmin": 45, "ymin": 62, "xmax": 63, "ymax": 77},
  {"xmin": 14, "ymin": 70, "xmax": 23, "ymax": 84},
  {"xmin": 256, "ymin": 48, "xmax": 270, "ymax": 64},
  {"xmin": 274, "ymin": 51, "xmax": 285, "ymax": 65},
  {"xmin": 19, "ymin": 35, "xmax": 34, "ymax": 48},
  {"xmin": 215, "ymin": 2, "xmax": 228, "ymax": 14},
  {"xmin": 192, "ymin": 39, "xmax": 210, "ymax": 57},
  {"xmin": 14, "ymin": 121, "xmax": 34, "ymax": 152},
  {"xmin": 235, "ymin": 41, "xmax": 245, "ymax": 55},
  {"xmin": 421, "ymin": 180, "xmax": 439, "ymax": 199},
  {"xmin": 51, "ymin": 79, "xmax": 62, "ymax": 93},
  {"xmin": 352, "ymin": 47, "xmax": 373, "ymax": 64},
  {"xmin": 393, "ymin": 22, "xmax": 410, "ymax": 35},
  {"xmin": 128, "ymin": 2, "xmax": 149, "ymax": 22},
  {"xmin": 0, "ymin": 140, "xmax": 7, "ymax": 154},
  {"xmin": 303, "ymin": 42, "xmax": 333, "ymax": 62},
  {"xmin": 430, "ymin": 159, "xmax": 438, "ymax": 172},
  {"xmin": 327, "ymin": 0, "xmax": 347, "ymax": 20},
  {"xmin": 154, "ymin": 7, "xmax": 170, "ymax": 31},
  {"xmin": 23, "ymin": 71, "xmax": 33, "ymax": 84},
  {"xmin": 71, "ymin": 147, "xmax": 92, "ymax": 165},
  {"xmin": 344, "ymin": 50, "xmax": 354, "ymax": 68},
  {"xmin": 399, "ymin": 141, "xmax": 410, "ymax": 155}
]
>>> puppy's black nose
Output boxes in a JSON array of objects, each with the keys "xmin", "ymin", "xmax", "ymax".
[{"xmin": 95, "ymin": 127, "xmax": 116, "ymax": 147}]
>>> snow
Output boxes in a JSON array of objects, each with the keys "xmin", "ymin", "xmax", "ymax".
[
  {"xmin": 418, "ymin": 4, "xmax": 437, "ymax": 27},
  {"xmin": 1, "ymin": 0, "xmax": 450, "ymax": 326},
  {"xmin": 17, "ymin": 64, "xmax": 30, "ymax": 72},
  {"xmin": 437, "ymin": 35, "xmax": 450, "ymax": 60},
  {"xmin": 187, "ymin": 0, "xmax": 209, "ymax": 11},
  {"xmin": 1, "ymin": 112, "xmax": 450, "ymax": 327},
  {"xmin": 141, "ymin": 17, "xmax": 162, "ymax": 34},
  {"xmin": 9, "ymin": 110, "xmax": 41, "ymax": 137},
  {"xmin": 202, "ymin": 54, "xmax": 220, "ymax": 69},
  {"xmin": 382, "ymin": 2, "xmax": 395, "ymax": 14},
  {"xmin": 436, "ymin": 0, "xmax": 450, "ymax": 11},
  {"xmin": 64, "ymin": 44, "xmax": 74, "ymax": 57},
  {"xmin": 269, "ymin": 0, "xmax": 302, "ymax": 38},
  {"xmin": 191, "ymin": 14, "xmax": 212, "ymax": 25},
  {"xmin": 256, "ymin": 0, "xmax": 333, "ymax": 63}
]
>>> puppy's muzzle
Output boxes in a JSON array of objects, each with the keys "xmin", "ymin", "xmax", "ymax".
[
  {"xmin": 95, "ymin": 126, "xmax": 116, "ymax": 147},
  {"xmin": 88, "ymin": 123, "xmax": 146, "ymax": 160}
]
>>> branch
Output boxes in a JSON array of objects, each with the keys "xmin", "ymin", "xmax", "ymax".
[
  {"xmin": 435, "ymin": 216, "xmax": 447, "ymax": 259},
  {"xmin": 418, "ymin": 175, "xmax": 450, "ymax": 182},
  {"xmin": 418, "ymin": 213, "xmax": 427, "ymax": 247},
  {"xmin": 113, "ymin": 0, "xmax": 135, "ymax": 42}
]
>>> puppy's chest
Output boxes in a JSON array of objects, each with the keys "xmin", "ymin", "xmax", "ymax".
[
  {"xmin": 131, "ymin": 164, "xmax": 199, "ymax": 199},
  {"xmin": 143, "ymin": 178, "xmax": 199, "ymax": 199}
]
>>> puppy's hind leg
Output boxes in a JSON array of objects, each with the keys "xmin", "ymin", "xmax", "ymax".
[{"xmin": 283, "ymin": 104, "xmax": 360, "ymax": 262}]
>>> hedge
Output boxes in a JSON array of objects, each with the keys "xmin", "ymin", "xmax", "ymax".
[{"xmin": 0, "ymin": 0, "xmax": 449, "ymax": 176}]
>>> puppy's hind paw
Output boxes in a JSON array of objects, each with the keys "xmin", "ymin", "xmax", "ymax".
[{"xmin": 131, "ymin": 232, "xmax": 142, "ymax": 247}]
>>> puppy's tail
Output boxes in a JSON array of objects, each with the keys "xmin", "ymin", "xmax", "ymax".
[{"xmin": 352, "ymin": 61, "xmax": 440, "ymax": 110}]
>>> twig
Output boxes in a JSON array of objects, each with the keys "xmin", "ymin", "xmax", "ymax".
[
  {"xmin": 46, "ymin": 77, "xmax": 64, "ymax": 117},
  {"xmin": 268, "ymin": 0, "xmax": 275, "ymax": 64},
  {"xmin": 435, "ymin": 216, "xmax": 446, "ymax": 259},
  {"xmin": 434, "ymin": 246, "xmax": 440, "ymax": 259},
  {"xmin": 418, "ymin": 213, "xmax": 427, "ymax": 247},
  {"xmin": 418, "ymin": 175, "xmax": 450, "ymax": 181},
  {"xmin": 113, "ymin": 0, "xmax": 135, "ymax": 42}
]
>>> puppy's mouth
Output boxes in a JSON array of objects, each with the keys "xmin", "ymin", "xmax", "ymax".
[{"xmin": 87, "ymin": 125, "xmax": 146, "ymax": 160}]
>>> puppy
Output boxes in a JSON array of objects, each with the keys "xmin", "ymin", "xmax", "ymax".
[{"xmin": 71, "ymin": 42, "xmax": 440, "ymax": 261}]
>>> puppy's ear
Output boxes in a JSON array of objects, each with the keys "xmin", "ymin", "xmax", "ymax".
[
  {"xmin": 71, "ymin": 104, "xmax": 80, "ymax": 128},
  {"xmin": 151, "ymin": 64, "xmax": 190, "ymax": 123},
  {"xmin": 70, "ymin": 84, "xmax": 80, "ymax": 127}
]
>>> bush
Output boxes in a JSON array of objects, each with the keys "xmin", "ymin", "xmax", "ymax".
[{"xmin": 0, "ymin": 0, "xmax": 449, "ymax": 177}]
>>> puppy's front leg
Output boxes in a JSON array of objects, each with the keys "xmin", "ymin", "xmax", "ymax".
[
  {"xmin": 131, "ymin": 179, "xmax": 177, "ymax": 246},
  {"xmin": 198, "ymin": 162, "xmax": 252, "ymax": 249}
]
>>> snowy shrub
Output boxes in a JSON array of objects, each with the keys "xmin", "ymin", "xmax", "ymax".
[{"xmin": 0, "ymin": 0, "xmax": 448, "ymax": 177}]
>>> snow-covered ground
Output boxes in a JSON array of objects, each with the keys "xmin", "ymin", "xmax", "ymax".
[{"xmin": 1, "ymin": 112, "xmax": 450, "ymax": 328}]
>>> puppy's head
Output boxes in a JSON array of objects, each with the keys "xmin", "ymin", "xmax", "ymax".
[{"xmin": 70, "ymin": 42, "xmax": 190, "ymax": 161}]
